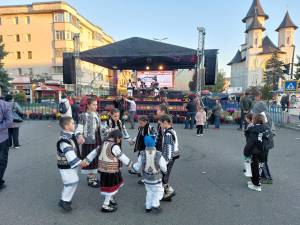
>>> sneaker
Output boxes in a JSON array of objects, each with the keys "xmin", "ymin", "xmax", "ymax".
[
  {"xmin": 197, "ymin": 134, "xmax": 200, "ymax": 137},
  {"xmin": 200, "ymin": 134, "xmax": 204, "ymax": 136},
  {"xmin": 87, "ymin": 177, "xmax": 100, "ymax": 188},
  {"xmin": 145, "ymin": 208, "xmax": 152, "ymax": 213},
  {"xmin": 162, "ymin": 191, "xmax": 176, "ymax": 201},
  {"xmin": 137, "ymin": 179, "xmax": 144, "ymax": 185},
  {"xmin": 248, "ymin": 183, "xmax": 262, "ymax": 192},
  {"xmin": 261, "ymin": 178, "xmax": 273, "ymax": 184},
  {"xmin": 14, "ymin": 146, "xmax": 21, "ymax": 149},
  {"xmin": 58, "ymin": 200, "xmax": 72, "ymax": 212},
  {"xmin": 101, "ymin": 204, "xmax": 117, "ymax": 213},
  {"xmin": 152, "ymin": 206, "xmax": 162, "ymax": 214}
]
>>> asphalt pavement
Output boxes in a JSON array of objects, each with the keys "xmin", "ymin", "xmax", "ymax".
[{"xmin": 0, "ymin": 121, "xmax": 300, "ymax": 225}]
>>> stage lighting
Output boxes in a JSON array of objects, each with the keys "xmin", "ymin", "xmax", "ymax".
[
  {"xmin": 158, "ymin": 65, "xmax": 164, "ymax": 70},
  {"xmin": 146, "ymin": 66, "xmax": 150, "ymax": 70}
]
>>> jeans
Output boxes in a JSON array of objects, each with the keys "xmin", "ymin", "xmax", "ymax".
[
  {"xmin": 8, "ymin": 128, "xmax": 20, "ymax": 147},
  {"xmin": 214, "ymin": 115, "xmax": 221, "ymax": 129},
  {"xmin": 251, "ymin": 154, "xmax": 260, "ymax": 186},
  {"xmin": 184, "ymin": 112, "xmax": 196, "ymax": 129},
  {"xmin": 0, "ymin": 139, "xmax": 9, "ymax": 182},
  {"xmin": 261, "ymin": 151, "xmax": 272, "ymax": 180},
  {"xmin": 129, "ymin": 111, "xmax": 136, "ymax": 129}
]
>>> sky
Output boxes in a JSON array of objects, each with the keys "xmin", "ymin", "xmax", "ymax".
[{"xmin": 1, "ymin": 0, "xmax": 300, "ymax": 77}]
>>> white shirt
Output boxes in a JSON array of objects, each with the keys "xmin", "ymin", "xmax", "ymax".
[
  {"xmin": 126, "ymin": 99, "xmax": 136, "ymax": 112},
  {"xmin": 59, "ymin": 98, "xmax": 72, "ymax": 118}
]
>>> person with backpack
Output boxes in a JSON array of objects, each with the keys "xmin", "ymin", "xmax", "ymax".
[
  {"xmin": 59, "ymin": 95, "xmax": 72, "ymax": 118},
  {"xmin": 5, "ymin": 94, "xmax": 23, "ymax": 149},
  {"xmin": 243, "ymin": 114, "xmax": 270, "ymax": 192}
]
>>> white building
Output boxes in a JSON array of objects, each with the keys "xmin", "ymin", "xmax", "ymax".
[{"xmin": 228, "ymin": 0, "xmax": 298, "ymax": 90}]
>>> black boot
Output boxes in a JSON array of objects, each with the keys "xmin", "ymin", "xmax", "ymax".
[{"xmin": 58, "ymin": 200, "xmax": 72, "ymax": 212}]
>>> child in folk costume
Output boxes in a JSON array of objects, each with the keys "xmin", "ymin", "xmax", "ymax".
[
  {"xmin": 129, "ymin": 116, "xmax": 155, "ymax": 184},
  {"xmin": 76, "ymin": 98, "xmax": 102, "ymax": 188},
  {"xmin": 156, "ymin": 104, "xmax": 168, "ymax": 152},
  {"xmin": 244, "ymin": 114, "xmax": 270, "ymax": 192},
  {"xmin": 159, "ymin": 114, "xmax": 180, "ymax": 201},
  {"xmin": 57, "ymin": 117, "xmax": 86, "ymax": 212},
  {"xmin": 131, "ymin": 136, "xmax": 167, "ymax": 213},
  {"xmin": 82, "ymin": 130, "xmax": 132, "ymax": 213},
  {"xmin": 105, "ymin": 108, "xmax": 130, "ymax": 141},
  {"xmin": 195, "ymin": 106, "xmax": 207, "ymax": 137}
]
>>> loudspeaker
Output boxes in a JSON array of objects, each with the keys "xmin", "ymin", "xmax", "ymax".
[
  {"xmin": 204, "ymin": 53, "xmax": 218, "ymax": 85},
  {"xmin": 63, "ymin": 53, "xmax": 76, "ymax": 84}
]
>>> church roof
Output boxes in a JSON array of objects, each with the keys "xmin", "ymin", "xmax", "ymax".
[
  {"xmin": 228, "ymin": 50, "xmax": 242, "ymax": 65},
  {"xmin": 276, "ymin": 11, "xmax": 298, "ymax": 31},
  {"xmin": 260, "ymin": 36, "xmax": 285, "ymax": 54},
  {"xmin": 245, "ymin": 15, "xmax": 266, "ymax": 33},
  {"xmin": 242, "ymin": 0, "xmax": 269, "ymax": 23}
]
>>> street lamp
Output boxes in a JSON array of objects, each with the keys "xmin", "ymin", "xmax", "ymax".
[{"xmin": 73, "ymin": 33, "xmax": 80, "ymax": 96}]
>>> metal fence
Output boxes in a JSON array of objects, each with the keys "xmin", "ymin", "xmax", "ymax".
[{"xmin": 21, "ymin": 103, "xmax": 59, "ymax": 120}]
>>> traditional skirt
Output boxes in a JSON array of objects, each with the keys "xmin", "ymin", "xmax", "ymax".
[
  {"xmin": 100, "ymin": 171, "xmax": 124, "ymax": 196},
  {"xmin": 81, "ymin": 129, "xmax": 101, "ymax": 174}
]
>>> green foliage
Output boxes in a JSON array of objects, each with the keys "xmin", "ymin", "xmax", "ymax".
[
  {"xmin": 260, "ymin": 84, "xmax": 273, "ymax": 101},
  {"xmin": 0, "ymin": 42, "xmax": 11, "ymax": 95},
  {"xmin": 263, "ymin": 53, "xmax": 285, "ymax": 91},
  {"xmin": 13, "ymin": 92, "xmax": 27, "ymax": 103},
  {"xmin": 294, "ymin": 55, "xmax": 300, "ymax": 80},
  {"xmin": 203, "ymin": 71, "xmax": 225, "ymax": 93}
]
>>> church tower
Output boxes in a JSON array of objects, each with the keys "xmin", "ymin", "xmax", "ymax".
[{"xmin": 276, "ymin": 11, "xmax": 298, "ymax": 64}]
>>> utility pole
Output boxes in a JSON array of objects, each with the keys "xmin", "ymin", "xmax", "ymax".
[
  {"xmin": 196, "ymin": 27, "xmax": 205, "ymax": 97},
  {"xmin": 73, "ymin": 33, "xmax": 80, "ymax": 96}
]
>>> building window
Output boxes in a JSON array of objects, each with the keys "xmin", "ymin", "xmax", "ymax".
[
  {"xmin": 26, "ymin": 16, "xmax": 30, "ymax": 24},
  {"xmin": 15, "ymin": 34, "xmax": 20, "ymax": 42},
  {"xmin": 287, "ymin": 37, "xmax": 290, "ymax": 45},
  {"xmin": 28, "ymin": 51, "xmax": 32, "ymax": 59},
  {"xmin": 65, "ymin": 12, "xmax": 71, "ymax": 22},
  {"xmin": 14, "ymin": 17, "xmax": 19, "ymax": 25},
  {"xmin": 17, "ymin": 68, "xmax": 22, "ymax": 75},
  {"xmin": 0, "ymin": 18, "xmax": 2, "ymax": 25},
  {"xmin": 55, "ymin": 31, "xmax": 65, "ymax": 40},
  {"xmin": 0, "ymin": 35, "xmax": 2, "ymax": 43},
  {"xmin": 28, "ymin": 68, "xmax": 33, "ymax": 75},
  {"xmin": 17, "ymin": 51, "xmax": 21, "ymax": 59},
  {"xmin": 27, "ymin": 34, "xmax": 31, "ymax": 42},
  {"xmin": 54, "ymin": 13, "xmax": 64, "ymax": 22},
  {"xmin": 53, "ymin": 66, "xmax": 63, "ymax": 73}
]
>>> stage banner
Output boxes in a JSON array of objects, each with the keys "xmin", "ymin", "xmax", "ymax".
[{"xmin": 137, "ymin": 71, "xmax": 174, "ymax": 88}]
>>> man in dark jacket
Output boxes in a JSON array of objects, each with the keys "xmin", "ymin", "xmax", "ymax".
[
  {"xmin": 0, "ymin": 99, "xmax": 13, "ymax": 190},
  {"xmin": 184, "ymin": 98, "xmax": 197, "ymax": 129},
  {"xmin": 239, "ymin": 92, "xmax": 253, "ymax": 130}
]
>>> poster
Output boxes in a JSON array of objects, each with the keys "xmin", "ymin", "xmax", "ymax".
[{"xmin": 137, "ymin": 71, "xmax": 173, "ymax": 88}]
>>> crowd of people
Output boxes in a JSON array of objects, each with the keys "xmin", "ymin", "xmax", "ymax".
[
  {"xmin": 56, "ymin": 98, "xmax": 179, "ymax": 213},
  {"xmin": 0, "ymin": 89, "xmax": 276, "ymax": 216}
]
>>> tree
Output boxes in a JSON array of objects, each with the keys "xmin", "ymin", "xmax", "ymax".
[
  {"xmin": 0, "ymin": 42, "xmax": 11, "ymax": 95},
  {"xmin": 294, "ymin": 55, "xmax": 300, "ymax": 80},
  {"xmin": 260, "ymin": 84, "xmax": 273, "ymax": 101},
  {"xmin": 263, "ymin": 53, "xmax": 285, "ymax": 91},
  {"xmin": 203, "ymin": 71, "xmax": 225, "ymax": 93}
]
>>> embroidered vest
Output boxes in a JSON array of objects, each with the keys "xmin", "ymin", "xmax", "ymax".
[
  {"xmin": 98, "ymin": 141, "xmax": 119, "ymax": 173},
  {"xmin": 141, "ymin": 148, "xmax": 162, "ymax": 182},
  {"xmin": 56, "ymin": 138, "xmax": 77, "ymax": 169}
]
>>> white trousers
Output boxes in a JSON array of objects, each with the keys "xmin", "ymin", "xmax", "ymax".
[
  {"xmin": 145, "ymin": 183, "xmax": 164, "ymax": 209},
  {"xmin": 127, "ymin": 89, "xmax": 133, "ymax": 97},
  {"xmin": 60, "ymin": 168, "xmax": 79, "ymax": 202}
]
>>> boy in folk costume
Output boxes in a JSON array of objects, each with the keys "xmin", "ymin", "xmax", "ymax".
[
  {"xmin": 159, "ymin": 114, "xmax": 180, "ymax": 201},
  {"xmin": 57, "ymin": 117, "xmax": 86, "ymax": 212},
  {"xmin": 129, "ymin": 116, "xmax": 155, "ymax": 184},
  {"xmin": 156, "ymin": 104, "xmax": 169, "ymax": 152},
  {"xmin": 131, "ymin": 135, "xmax": 167, "ymax": 213},
  {"xmin": 82, "ymin": 130, "xmax": 132, "ymax": 213},
  {"xmin": 76, "ymin": 98, "xmax": 102, "ymax": 188}
]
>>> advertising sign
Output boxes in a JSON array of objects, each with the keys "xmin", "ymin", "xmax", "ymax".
[{"xmin": 137, "ymin": 71, "xmax": 173, "ymax": 88}]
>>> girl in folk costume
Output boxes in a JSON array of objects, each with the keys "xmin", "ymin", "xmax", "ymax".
[
  {"xmin": 104, "ymin": 108, "xmax": 130, "ymax": 141},
  {"xmin": 76, "ymin": 98, "xmax": 102, "ymax": 188},
  {"xmin": 82, "ymin": 130, "xmax": 132, "ymax": 213}
]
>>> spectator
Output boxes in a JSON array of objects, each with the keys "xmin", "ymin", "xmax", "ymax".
[
  {"xmin": 113, "ymin": 96, "xmax": 125, "ymax": 121},
  {"xmin": 59, "ymin": 95, "xmax": 72, "ymax": 118},
  {"xmin": 72, "ymin": 101, "xmax": 80, "ymax": 124},
  {"xmin": 5, "ymin": 94, "xmax": 23, "ymax": 149},
  {"xmin": 125, "ymin": 97, "xmax": 137, "ymax": 129},
  {"xmin": 127, "ymin": 79, "xmax": 134, "ymax": 97},
  {"xmin": 239, "ymin": 92, "xmax": 253, "ymax": 130},
  {"xmin": 184, "ymin": 97, "xmax": 197, "ymax": 129},
  {"xmin": 0, "ymin": 98, "xmax": 13, "ymax": 190},
  {"xmin": 212, "ymin": 100, "xmax": 222, "ymax": 129},
  {"xmin": 280, "ymin": 94, "xmax": 289, "ymax": 112}
]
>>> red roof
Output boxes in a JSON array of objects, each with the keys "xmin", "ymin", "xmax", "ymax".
[{"xmin": 35, "ymin": 85, "xmax": 65, "ymax": 92}]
